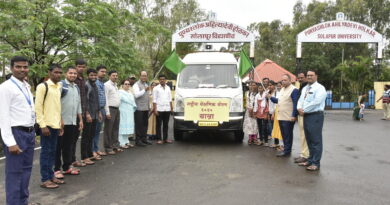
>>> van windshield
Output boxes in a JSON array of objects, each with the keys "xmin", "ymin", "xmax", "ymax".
[{"xmin": 177, "ymin": 64, "xmax": 239, "ymax": 89}]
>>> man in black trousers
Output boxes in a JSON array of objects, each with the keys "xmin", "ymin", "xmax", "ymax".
[
  {"xmin": 133, "ymin": 71, "xmax": 152, "ymax": 146},
  {"xmin": 153, "ymin": 74, "xmax": 173, "ymax": 144}
]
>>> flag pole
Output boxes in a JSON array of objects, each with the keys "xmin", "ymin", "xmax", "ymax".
[
  {"xmin": 150, "ymin": 64, "xmax": 165, "ymax": 85},
  {"xmin": 249, "ymin": 64, "xmax": 266, "ymax": 90}
]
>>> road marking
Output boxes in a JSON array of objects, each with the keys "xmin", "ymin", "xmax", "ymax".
[{"xmin": 0, "ymin": 132, "xmax": 103, "ymax": 161}]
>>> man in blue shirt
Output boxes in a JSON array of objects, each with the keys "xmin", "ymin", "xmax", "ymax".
[
  {"xmin": 297, "ymin": 70, "xmax": 327, "ymax": 171},
  {"xmin": 93, "ymin": 65, "xmax": 107, "ymax": 158}
]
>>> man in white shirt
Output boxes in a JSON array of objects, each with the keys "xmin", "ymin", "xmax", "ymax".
[
  {"xmin": 133, "ymin": 71, "xmax": 152, "ymax": 146},
  {"xmin": 153, "ymin": 74, "xmax": 173, "ymax": 144},
  {"xmin": 104, "ymin": 70, "xmax": 121, "ymax": 154},
  {"xmin": 0, "ymin": 56, "xmax": 37, "ymax": 205}
]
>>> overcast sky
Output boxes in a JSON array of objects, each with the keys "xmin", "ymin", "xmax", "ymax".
[{"xmin": 196, "ymin": 0, "xmax": 330, "ymax": 28}]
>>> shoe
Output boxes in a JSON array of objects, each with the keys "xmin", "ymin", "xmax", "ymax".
[
  {"xmin": 276, "ymin": 152, "xmax": 291, "ymax": 157},
  {"xmin": 294, "ymin": 157, "xmax": 308, "ymax": 163},
  {"xmin": 136, "ymin": 142, "xmax": 147, "ymax": 147},
  {"xmin": 142, "ymin": 141, "xmax": 152, "ymax": 145}
]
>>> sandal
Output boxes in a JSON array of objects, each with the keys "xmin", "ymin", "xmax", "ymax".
[
  {"xmin": 157, "ymin": 140, "xmax": 164, "ymax": 144},
  {"xmin": 120, "ymin": 145, "xmax": 129, "ymax": 149},
  {"xmin": 40, "ymin": 181, "xmax": 59, "ymax": 189},
  {"xmin": 82, "ymin": 159, "xmax": 95, "ymax": 165},
  {"xmin": 270, "ymin": 144, "xmax": 278, "ymax": 148},
  {"xmin": 306, "ymin": 165, "xmax": 320, "ymax": 171},
  {"xmin": 97, "ymin": 151, "xmax": 107, "ymax": 156},
  {"xmin": 164, "ymin": 140, "xmax": 173, "ymax": 144},
  {"xmin": 70, "ymin": 166, "xmax": 80, "ymax": 172},
  {"xmin": 107, "ymin": 151, "xmax": 116, "ymax": 155},
  {"xmin": 298, "ymin": 162, "xmax": 310, "ymax": 167},
  {"xmin": 54, "ymin": 171, "xmax": 64, "ymax": 179},
  {"xmin": 114, "ymin": 148, "xmax": 124, "ymax": 152},
  {"xmin": 72, "ymin": 161, "xmax": 86, "ymax": 167},
  {"xmin": 92, "ymin": 154, "xmax": 102, "ymax": 160},
  {"xmin": 63, "ymin": 168, "xmax": 80, "ymax": 175},
  {"xmin": 51, "ymin": 178, "xmax": 65, "ymax": 184}
]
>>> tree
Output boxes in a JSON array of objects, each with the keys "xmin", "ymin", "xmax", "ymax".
[{"xmin": 0, "ymin": 0, "xmax": 145, "ymax": 86}]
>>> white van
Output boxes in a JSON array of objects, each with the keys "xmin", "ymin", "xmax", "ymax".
[{"xmin": 173, "ymin": 52, "xmax": 244, "ymax": 142}]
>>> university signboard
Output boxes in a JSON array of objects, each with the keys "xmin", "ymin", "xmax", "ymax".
[
  {"xmin": 172, "ymin": 20, "xmax": 255, "ymax": 57},
  {"xmin": 296, "ymin": 13, "xmax": 384, "ymax": 58}
]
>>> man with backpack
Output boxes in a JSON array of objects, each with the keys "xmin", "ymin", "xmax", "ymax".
[
  {"xmin": 35, "ymin": 64, "xmax": 64, "ymax": 189},
  {"xmin": 81, "ymin": 69, "xmax": 101, "ymax": 165},
  {"xmin": 54, "ymin": 66, "xmax": 83, "ymax": 179}
]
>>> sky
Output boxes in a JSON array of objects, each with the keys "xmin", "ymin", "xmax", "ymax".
[{"xmin": 196, "ymin": 0, "xmax": 329, "ymax": 28}]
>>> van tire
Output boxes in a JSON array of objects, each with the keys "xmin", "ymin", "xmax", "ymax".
[
  {"xmin": 174, "ymin": 129, "xmax": 183, "ymax": 141},
  {"xmin": 234, "ymin": 130, "xmax": 244, "ymax": 142}
]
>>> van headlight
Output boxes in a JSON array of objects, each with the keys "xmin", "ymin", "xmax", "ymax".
[
  {"xmin": 230, "ymin": 94, "xmax": 243, "ymax": 112},
  {"xmin": 174, "ymin": 94, "xmax": 184, "ymax": 112}
]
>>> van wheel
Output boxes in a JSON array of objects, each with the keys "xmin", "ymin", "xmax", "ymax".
[
  {"xmin": 174, "ymin": 129, "xmax": 183, "ymax": 141},
  {"xmin": 234, "ymin": 130, "xmax": 244, "ymax": 142}
]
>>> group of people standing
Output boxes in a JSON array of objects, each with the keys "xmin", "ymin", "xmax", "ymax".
[
  {"xmin": 0, "ymin": 56, "xmax": 173, "ymax": 205},
  {"xmin": 243, "ymin": 71, "xmax": 327, "ymax": 171}
]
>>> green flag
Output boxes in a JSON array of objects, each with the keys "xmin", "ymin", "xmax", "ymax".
[
  {"xmin": 239, "ymin": 50, "xmax": 253, "ymax": 77},
  {"xmin": 163, "ymin": 50, "xmax": 186, "ymax": 74}
]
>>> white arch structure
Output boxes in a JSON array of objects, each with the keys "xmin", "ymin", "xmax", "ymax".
[{"xmin": 296, "ymin": 13, "xmax": 384, "ymax": 59}]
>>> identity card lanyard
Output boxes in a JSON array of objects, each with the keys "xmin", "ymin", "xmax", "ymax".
[
  {"xmin": 10, "ymin": 78, "xmax": 35, "ymax": 121},
  {"xmin": 10, "ymin": 78, "xmax": 32, "ymax": 106}
]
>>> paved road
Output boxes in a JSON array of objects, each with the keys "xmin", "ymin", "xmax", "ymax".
[{"xmin": 1, "ymin": 110, "xmax": 390, "ymax": 205}]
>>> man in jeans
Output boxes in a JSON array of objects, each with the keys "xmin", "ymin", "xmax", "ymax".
[
  {"xmin": 35, "ymin": 64, "xmax": 64, "ymax": 189},
  {"xmin": 73, "ymin": 59, "xmax": 88, "ymax": 167},
  {"xmin": 153, "ymin": 74, "xmax": 173, "ymax": 144},
  {"xmin": 93, "ymin": 65, "xmax": 107, "ymax": 158},
  {"xmin": 81, "ymin": 69, "xmax": 101, "ymax": 165},
  {"xmin": 104, "ymin": 70, "xmax": 121, "ymax": 154},
  {"xmin": 54, "ymin": 66, "xmax": 83, "ymax": 178}
]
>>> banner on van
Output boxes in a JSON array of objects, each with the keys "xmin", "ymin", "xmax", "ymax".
[{"xmin": 184, "ymin": 98, "xmax": 230, "ymax": 122}]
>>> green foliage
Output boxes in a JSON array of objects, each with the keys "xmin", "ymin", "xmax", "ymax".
[{"xmin": 0, "ymin": 0, "xmax": 205, "ymax": 86}]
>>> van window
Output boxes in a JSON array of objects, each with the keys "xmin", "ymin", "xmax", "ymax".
[{"xmin": 178, "ymin": 64, "xmax": 239, "ymax": 88}]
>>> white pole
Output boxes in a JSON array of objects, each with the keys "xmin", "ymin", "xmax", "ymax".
[{"xmin": 251, "ymin": 64, "xmax": 266, "ymax": 90}]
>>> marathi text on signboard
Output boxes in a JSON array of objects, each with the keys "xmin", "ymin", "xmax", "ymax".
[
  {"xmin": 184, "ymin": 98, "xmax": 230, "ymax": 122},
  {"xmin": 172, "ymin": 20, "xmax": 254, "ymax": 43}
]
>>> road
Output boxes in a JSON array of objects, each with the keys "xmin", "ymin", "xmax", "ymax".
[{"xmin": 0, "ymin": 110, "xmax": 389, "ymax": 205}]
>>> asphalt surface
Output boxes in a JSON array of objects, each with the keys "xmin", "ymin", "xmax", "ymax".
[{"xmin": 0, "ymin": 110, "xmax": 390, "ymax": 205}]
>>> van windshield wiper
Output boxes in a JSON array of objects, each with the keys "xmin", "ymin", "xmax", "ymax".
[
  {"xmin": 216, "ymin": 84, "xmax": 230, "ymax": 88},
  {"xmin": 198, "ymin": 84, "xmax": 215, "ymax": 88}
]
